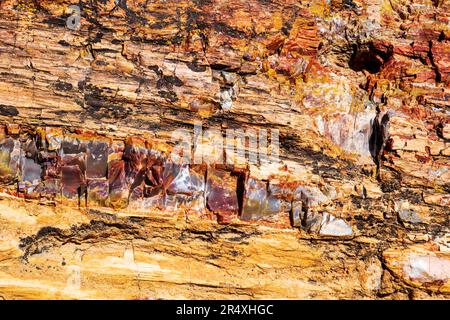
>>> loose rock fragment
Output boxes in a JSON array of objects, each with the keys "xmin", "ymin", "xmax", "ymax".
[
  {"xmin": 19, "ymin": 157, "xmax": 42, "ymax": 199},
  {"xmin": 165, "ymin": 164, "xmax": 206, "ymax": 213},
  {"xmin": 241, "ymin": 179, "xmax": 290, "ymax": 223},
  {"xmin": 86, "ymin": 140, "xmax": 110, "ymax": 179},
  {"xmin": 61, "ymin": 165, "xmax": 85, "ymax": 207}
]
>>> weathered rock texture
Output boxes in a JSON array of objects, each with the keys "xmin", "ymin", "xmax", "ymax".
[{"xmin": 0, "ymin": 0, "xmax": 448, "ymax": 299}]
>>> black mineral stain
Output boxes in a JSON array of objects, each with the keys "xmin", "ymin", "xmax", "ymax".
[
  {"xmin": 92, "ymin": 48, "xmax": 118, "ymax": 54},
  {"xmin": 281, "ymin": 21, "xmax": 293, "ymax": 36},
  {"xmin": 230, "ymin": 250, "xmax": 239, "ymax": 257},
  {"xmin": 95, "ymin": 60, "xmax": 109, "ymax": 66},
  {"xmin": 43, "ymin": 17, "xmax": 68, "ymax": 27},
  {"xmin": 158, "ymin": 90, "xmax": 178, "ymax": 103},
  {"xmin": 156, "ymin": 75, "xmax": 184, "ymax": 90},
  {"xmin": 369, "ymin": 112, "xmax": 390, "ymax": 173},
  {"xmin": 116, "ymin": 0, "xmax": 148, "ymax": 25},
  {"xmin": 81, "ymin": 83, "xmax": 130, "ymax": 120},
  {"xmin": 0, "ymin": 105, "xmax": 19, "ymax": 116},
  {"xmin": 149, "ymin": 21, "xmax": 175, "ymax": 29},
  {"xmin": 192, "ymin": 0, "xmax": 214, "ymax": 7},
  {"xmin": 148, "ymin": 65, "xmax": 163, "ymax": 77},
  {"xmin": 58, "ymin": 40, "xmax": 70, "ymax": 47},
  {"xmin": 212, "ymin": 22, "xmax": 247, "ymax": 39},
  {"xmin": 343, "ymin": 0, "xmax": 360, "ymax": 9},
  {"xmin": 19, "ymin": 226, "xmax": 62, "ymax": 250},
  {"xmin": 78, "ymin": 80, "xmax": 86, "ymax": 91},
  {"xmin": 84, "ymin": 97, "xmax": 130, "ymax": 120},
  {"xmin": 186, "ymin": 59, "xmax": 207, "ymax": 72},
  {"xmin": 380, "ymin": 178, "xmax": 401, "ymax": 193},
  {"xmin": 91, "ymin": 32, "xmax": 104, "ymax": 44},
  {"xmin": 53, "ymin": 81, "xmax": 73, "ymax": 91}
]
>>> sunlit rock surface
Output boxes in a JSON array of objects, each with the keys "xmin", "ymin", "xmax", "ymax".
[
  {"xmin": 0, "ymin": 0, "xmax": 448, "ymax": 300},
  {"xmin": 384, "ymin": 245, "xmax": 450, "ymax": 293}
]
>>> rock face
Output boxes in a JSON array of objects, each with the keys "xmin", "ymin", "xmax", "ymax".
[{"xmin": 0, "ymin": 0, "xmax": 448, "ymax": 299}]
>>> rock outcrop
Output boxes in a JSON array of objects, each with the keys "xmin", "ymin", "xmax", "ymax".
[{"xmin": 0, "ymin": 0, "xmax": 448, "ymax": 299}]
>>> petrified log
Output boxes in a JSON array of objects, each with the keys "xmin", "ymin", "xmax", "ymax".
[{"xmin": 0, "ymin": 0, "xmax": 448, "ymax": 299}]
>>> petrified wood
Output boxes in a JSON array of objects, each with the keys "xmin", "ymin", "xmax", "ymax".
[{"xmin": 0, "ymin": 0, "xmax": 448, "ymax": 299}]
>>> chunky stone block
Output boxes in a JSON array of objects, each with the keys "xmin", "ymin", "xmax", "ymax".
[
  {"xmin": 290, "ymin": 200, "xmax": 302, "ymax": 228},
  {"xmin": 61, "ymin": 165, "xmax": 85, "ymax": 206},
  {"xmin": 241, "ymin": 179, "xmax": 290, "ymax": 222},
  {"xmin": 163, "ymin": 164, "xmax": 206, "ymax": 213},
  {"xmin": 19, "ymin": 157, "xmax": 42, "ymax": 199},
  {"xmin": 0, "ymin": 137, "xmax": 20, "ymax": 184}
]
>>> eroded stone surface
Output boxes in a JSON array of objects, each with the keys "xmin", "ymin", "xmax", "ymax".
[
  {"xmin": 384, "ymin": 245, "xmax": 450, "ymax": 293},
  {"xmin": 319, "ymin": 212, "xmax": 354, "ymax": 237}
]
